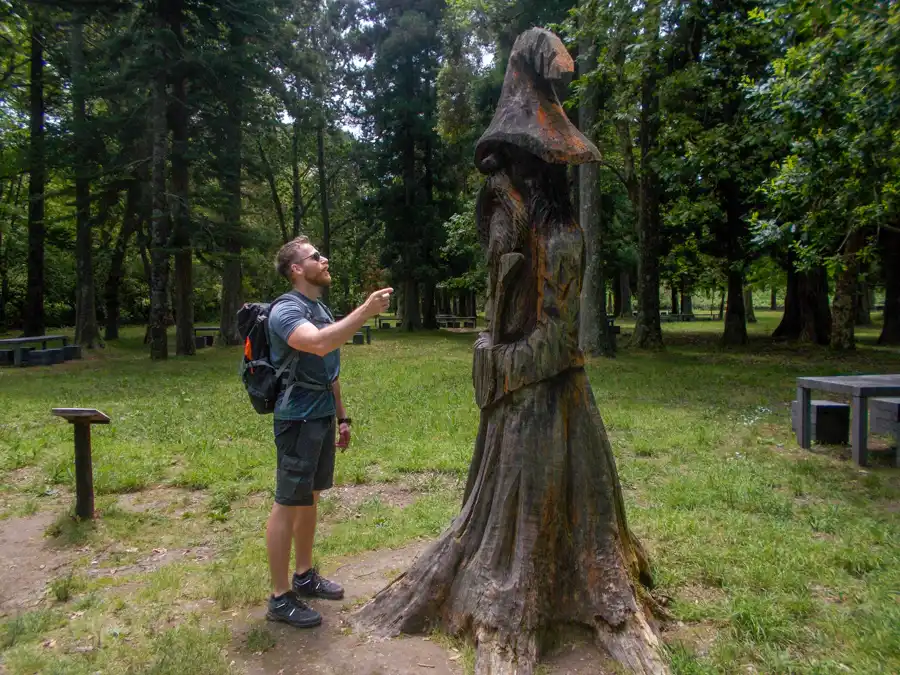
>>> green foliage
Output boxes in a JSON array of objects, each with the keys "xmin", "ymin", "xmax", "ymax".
[{"xmin": 748, "ymin": 0, "xmax": 899, "ymax": 271}]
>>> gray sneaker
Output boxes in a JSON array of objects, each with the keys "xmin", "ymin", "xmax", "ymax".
[
  {"xmin": 293, "ymin": 567, "xmax": 345, "ymax": 600},
  {"xmin": 266, "ymin": 592, "xmax": 322, "ymax": 628}
]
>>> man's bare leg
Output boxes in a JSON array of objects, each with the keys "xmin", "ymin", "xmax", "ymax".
[
  {"xmin": 266, "ymin": 503, "xmax": 298, "ymax": 596},
  {"xmin": 290, "ymin": 491, "xmax": 343, "ymax": 599},
  {"xmin": 293, "ymin": 491, "xmax": 319, "ymax": 575}
]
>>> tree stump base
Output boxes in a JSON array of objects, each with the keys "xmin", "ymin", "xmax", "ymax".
[{"xmin": 353, "ymin": 371, "xmax": 666, "ymax": 675}]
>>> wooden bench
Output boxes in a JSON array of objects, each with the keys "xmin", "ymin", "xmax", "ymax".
[
  {"xmin": 193, "ymin": 326, "xmax": 218, "ymax": 346},
  {"xmin": 28, "ymin": 348, "xmax": 66, "ymax": 366},
  {"xmin": 63, "ymin": 344, "xmax": 82, "ymax": 360},
  {"xmin": 438, "ymin": 315, "xmax": 477, "ymax": 329},
  {"xmin": 791, "ymin": 399, "xmax": 850, "ymax": 445},
  {"xmin": 347, "ymin": 325, "xmax": 372, "ymax": 345}
]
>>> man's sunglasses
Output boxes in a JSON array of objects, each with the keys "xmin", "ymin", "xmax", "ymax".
[{"xmin": 295, "ymin": 251, "xmax": 323, "ymax": 264}]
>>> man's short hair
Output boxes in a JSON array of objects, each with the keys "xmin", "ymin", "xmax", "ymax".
[{"xmin": 275, "ymin": 236, "xmax": 310, "ymax": 280}]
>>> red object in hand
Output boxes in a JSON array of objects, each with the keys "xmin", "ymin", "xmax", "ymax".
[{"xmin": 336, "ymin": 423, "xmax": 351, "ymax": 449}]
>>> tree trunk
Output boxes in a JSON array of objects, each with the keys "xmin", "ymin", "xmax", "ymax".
[
  {"xmin": 773, "ymin": 252, "xmax": 831, "ymax": 345},
  {"xmin": 770, "ymin": 286, "xmax": 777, "ymax": 310},
  {"xmin": 292, "ymin": 121, "xmax": 302, "ymax": 239},
  {"xmin": 1, "ymin": 175, "xmax": 23, "ymax": 329},
  {"xmin": 71, "ymin": 18, "xmax": 101, "ymax": 348},
  {"xmin": 422, "ymin": 281, "xmax": 437, "ymax": 329},
  {"xmin": 744, "ymin": 287, "xmax": 756, "ymax": 323},
  {"xmin": 830, "ymin": 232, "xmax": 863, "ymax": 351},
  {"xmin": 400, "ymin": 279, "xmax": 421, "ymax": 331},
  {"xmin": 258, "ymin": 139, "xmax": 287, "ymax": 242},
  {"xmin": 317, "ymin": 119, "xmax": 330, "ymax": 302},
  {"xmin": 680, "ymin": 281, "xmax": 692, "ymax": 316},
  {"xmin": 577, "ymin": 27, "xmax": 609, "ymax": 356},
  {"xmin": 613, "ymin": 270, "xmax": 622, "ymax": 317},
  {"xmin": 620, "ymin": 270, "xmax": 632, "ymax": 318},
  {"xmin": 878, "ymin": 227, "xmax": 900, "ymax": 345},
  {"xmin": 218, "ymin": 25, "xmax": 244, "ymax": 346},
  {"xmin": 718, "ymin": 290, "xmax": 725, "ymax": 320},
  {"xmin": 722, "ymin": 271, "xmax": 748, "ymax": 345},
  {"xmin": 25, "ymin": 12, "xmax": 45, "ymax": 336},
  {"xmin": 105, "ymin": 181, "xmax": 141, "ymax": 341},
  {"xmin": 855, "ymin": 278, "xmax": 871, "ymax": 326},
  {"xmin": 0, "ymin": 232, "xmax": 7, "ymax": 328},
  {"xmin": 670, "ymin": 285, "xmax": 678, "ymax": 315},
  {"xmin": 395, "ymin": 284, "xmax": 404, "ymax": 322},
  {"xmin": 148, "ymin": 10, "xmax": 170, "ymax": 360},
  {"xmin": 353, "ymin": 365, "xmax": 664, "ymax": 675},
  {"xmin": 631, "ymin": 6, "xmax": 663, "ymax": 349},
  {"xmin": 170, "ymin": 3, "xmax": 195, "ymax": 356}
]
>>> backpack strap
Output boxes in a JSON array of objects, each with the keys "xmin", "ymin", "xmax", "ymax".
[{"xmin": 270, "ymin": 292, "xmax": 334, "ymax": 402}]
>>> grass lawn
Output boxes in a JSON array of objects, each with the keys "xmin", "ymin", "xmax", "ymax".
[{"xmin": 1, "ymin": 311, "xmax": 898, "ymax": 674}]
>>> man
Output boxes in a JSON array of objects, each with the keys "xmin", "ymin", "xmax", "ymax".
[{"xmin": 265, "ymin": 235, "xmax": 392, "ymax": 628}]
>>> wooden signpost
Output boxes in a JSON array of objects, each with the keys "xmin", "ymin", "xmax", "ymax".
[{"xmin": 51, "ymin": 408, "xmax": 110, "ymax": 520}]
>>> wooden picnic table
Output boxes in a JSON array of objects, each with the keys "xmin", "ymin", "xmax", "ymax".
[
  {"xmin": 796, "ymin": 374, "xmax": 900, "ymax": 466},
  {"xmin": 0, "ymin": 334, "xmax": 69, "ymax": 366}
]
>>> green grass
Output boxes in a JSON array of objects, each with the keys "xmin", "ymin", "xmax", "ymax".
[{"xmin": 1, "ymin": 313, "xmax": 898, "ymax": 674}]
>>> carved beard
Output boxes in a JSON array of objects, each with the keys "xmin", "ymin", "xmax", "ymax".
[
  {"xmin": 477, "ymin": 171, "xmax": 529, "ymax": 261},
  {"xmin": 477, "ymin": 167, "xmax": 536, "ymax": 343}
]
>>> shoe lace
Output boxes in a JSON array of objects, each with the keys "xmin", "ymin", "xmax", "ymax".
[{"xmin": 287, "ymin": 591, "xmax": 313, "ymax": 610}]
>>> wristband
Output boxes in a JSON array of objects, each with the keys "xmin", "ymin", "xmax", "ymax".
[{"xmin": 338, "ymin": 417, "xmax": 352, "ymax": 425}]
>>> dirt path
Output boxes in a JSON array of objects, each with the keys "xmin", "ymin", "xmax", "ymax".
[
  {"xmin": 0, "ymin": 510, "xmax": 73, "ymax": 616},
  {"xmin": 227, "ymin": 544, "xmax": 619, "ymax": 675},
  {"xmin": 228, "ymin": 544, "xmax": 465, "ymax": 675}
]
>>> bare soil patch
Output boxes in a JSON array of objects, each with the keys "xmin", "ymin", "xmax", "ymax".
[{"xmin": 0, "ymin": 510, "xmax": 74, "ymax": 615}]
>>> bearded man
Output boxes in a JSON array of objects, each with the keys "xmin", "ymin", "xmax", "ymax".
[{"xmin": 264, "ymin": 235, "xmax": 392, "ymax": 628}]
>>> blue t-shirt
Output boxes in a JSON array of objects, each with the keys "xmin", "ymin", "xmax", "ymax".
[{"xmin": 267, "ymin": 291, "xmax": 340, "ymax": 420}]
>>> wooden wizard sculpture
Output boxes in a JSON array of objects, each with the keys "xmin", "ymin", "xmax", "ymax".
[{"xmin": 354, "ymin": 28, "xmax": 667, "ymax": 675}]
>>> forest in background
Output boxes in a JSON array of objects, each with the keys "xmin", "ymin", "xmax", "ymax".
[{"xmin": 0, "ymin": 0, "xmax": 897, "ymax": 358}]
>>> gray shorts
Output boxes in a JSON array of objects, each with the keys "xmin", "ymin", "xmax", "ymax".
[{"xmin": 273, "ymin": 417, "xmax": 336, "ymax": 506}]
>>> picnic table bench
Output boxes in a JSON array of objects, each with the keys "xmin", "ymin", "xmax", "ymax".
[
  {"xmin": 0, "ymin": 334, "xmax": 77, "ymax": 367},
  {"xmin": 796, "ymin": 374, "xmax": 900, "ymax": 466},
  {"xmin": 437, "ymin": 314, "xmax": 477, "ymax": 329},
  {"xmin": 193, "ymin": 326, "xmax": 218, "ymax": 348}
]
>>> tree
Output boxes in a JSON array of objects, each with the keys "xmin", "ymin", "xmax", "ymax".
[
  {"xmin": 169, "ymin": 0, "xmax": 195, "ymax": 356},
  {"xmin": 25, "ymin": 7, "xmax": 45, "ymax": 336},
  {"xmin": 749, "ymin": 0, "xmax": 900, "ymax": 348},
  {"xmin": 363, "ymin": 0, "xmax": 447, "ymax": 331},
  {"xmin": 576, "ymin": 1, "xmax": 611, "ymax": 356},
  {"xmin": 147, "ymin": 0, "xmax": 171, "ymax": 360},
  {"xmin": 353, "ymin": 31, "xmax": 665, "ymax": 675},
  {"xmin": 70, "ymin": 12, "xmax": 102, "ymax": 348}
]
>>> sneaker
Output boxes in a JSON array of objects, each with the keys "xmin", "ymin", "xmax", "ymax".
[
  {"xmin": 292, "ymin": 567, "xmax": 345, "ymax": 600},
  {"xmin": 266, "ymin": 591, "xmax": 322, "ymax": 629}
]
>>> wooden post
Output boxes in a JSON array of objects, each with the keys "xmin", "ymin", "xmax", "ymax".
[
  {"xmin": 73, "ymin": 422, "xmax": 94, "ymax": 519},
  {"xmin": 851, "ymin": 395, "xmax": 869, "ymax": 467},
  {"xmin": 797, "ymin": 385, "xmax": 811, "ymax": 449},
  {"xmin": 51, "ymin": 408, "xmax": 110, "ymax": 520}
]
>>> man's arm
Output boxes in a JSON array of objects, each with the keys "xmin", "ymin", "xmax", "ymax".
[
  {"xmin": 332, "ymin": 378, "xmax": 351, "ymax": 449},
  {"xmin": 332, "ymin": 378, "xmax": 347, "ymax": 419},
  {"xmin": 286, "ymin": 288, "xmax": 392, "ymax": 356}
]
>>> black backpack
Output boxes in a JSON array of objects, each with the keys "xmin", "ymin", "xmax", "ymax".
[{"xmin": 237, "ymin": 294, "xmax": 299, "ymax": 414}]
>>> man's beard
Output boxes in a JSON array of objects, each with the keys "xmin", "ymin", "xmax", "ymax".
[{"xmin": 308, "ymin": 268, "xmax": 332, "ymax": 288}]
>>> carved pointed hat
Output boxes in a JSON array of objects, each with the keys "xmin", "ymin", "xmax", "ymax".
[{"xmin": 475, "ymin": 28, "xmax": 600, "ymax": 172}]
